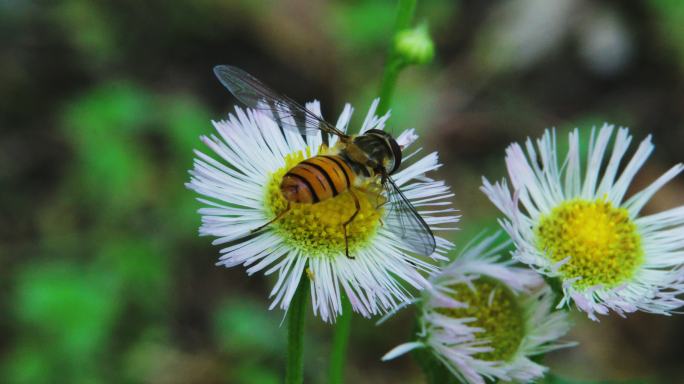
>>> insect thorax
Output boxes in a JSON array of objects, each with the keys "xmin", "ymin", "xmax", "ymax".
[{"xmin": 350, "ymin": 129, "xmax": 402, "ymax": 175}]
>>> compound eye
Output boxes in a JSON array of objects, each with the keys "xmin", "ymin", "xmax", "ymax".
[{"xmin": 388, "ymin": 138, "xmax": 402, "ymax": 174}]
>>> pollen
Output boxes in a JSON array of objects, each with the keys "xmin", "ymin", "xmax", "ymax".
[
  {"xmin": 535, "ymin": 198, "xmax": 644, "ymax": 290},
  {"xmin": 438, "ymin": 278, "xmax": 525, "ymax": 362},
  {"xmin": 264, "ymin": 148, "xmax": 384, "ymax": 258}
]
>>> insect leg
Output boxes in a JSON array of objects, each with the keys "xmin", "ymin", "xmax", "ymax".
[
  {"xmin": 355, "ymin": 184, "xmax": 384, "ymax": 209},
  {"xmin": 375, "ymin": 195, "xmax": 390, "ymax": 210},
  {"xmin": 355, "ymin": 185, "xmax": 386, "ymax": 225},
  {"xmin": 250, "ymin": 202, "xmax": 291, "ymax": 233},
  {"xmin": 342, "ymin": 189, "xmax": 361, "ymax": 259}
]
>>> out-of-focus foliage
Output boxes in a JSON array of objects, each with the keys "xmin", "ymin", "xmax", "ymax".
[
  {"xmin": 3, "ymin": 0, "xmax": 684, "ymax": 383},
  {"xmin": 651, "ymin": 0, "xmax": 684, "ymax": 72}
]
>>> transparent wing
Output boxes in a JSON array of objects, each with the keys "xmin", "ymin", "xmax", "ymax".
[
  {"xmin": 383, "ymin": 177, "xmax": 436, "ymax": 256},
  {"xmin": 213, "ymin": 65, "xmax": 348, "ymax": 138}
]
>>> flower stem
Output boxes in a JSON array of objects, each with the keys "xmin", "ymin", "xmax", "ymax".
[
  {"xmin": 286, "ymin": 274, "xmax": 310, "ymax": 384},
  {"xmin": 377, "ymin": 59, "xmax": 407, "ymax": 116},
  {"xmin": 328, "ymin": 295, "xmax": 353, "ymax": 384},
  {"xmin": 377, "ymin": 0, "xmax": 418, "ymax": 115}
]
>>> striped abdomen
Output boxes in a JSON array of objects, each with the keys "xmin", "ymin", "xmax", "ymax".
[{"xmin": 280, "ymin": 155, "xmax": 356, "ymax": 204}]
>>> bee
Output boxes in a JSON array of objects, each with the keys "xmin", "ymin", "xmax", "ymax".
[{"xmin": 213, "ymin": 65, "xmax": 436, "ymax": 258}]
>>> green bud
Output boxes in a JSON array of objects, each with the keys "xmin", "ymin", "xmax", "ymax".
[{"xmin": 394, "ymin": 23, "xmax": 435, "ymax": 65}]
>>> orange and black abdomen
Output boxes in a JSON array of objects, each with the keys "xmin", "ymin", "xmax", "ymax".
[{"xmin": 280, "ymin": 155, "xmax": 355, "ymax": 204}]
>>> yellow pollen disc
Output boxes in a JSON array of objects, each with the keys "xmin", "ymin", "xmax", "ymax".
[
  {"xmin": 535, "ymin": 198, "xmax": 644, "ymax": 290},
  {"xmin": 264, "ymin": 148, "xmax": 384, "ymax": 258},
  {"xmin": 438, "ymin": 278, "xmax": 525, "ymax": 362}
]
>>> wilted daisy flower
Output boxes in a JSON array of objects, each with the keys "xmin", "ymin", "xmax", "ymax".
[
  {"xmin": 382, "ymin": 233, "xmax": 573, "ymax": 384},
  {"xmin": 482, "ymin": 124, "xmax": 684, "ymax": 320},
  {"xmin": 186, "ymin": 98, "xmax": 457, "ymax": 322}
]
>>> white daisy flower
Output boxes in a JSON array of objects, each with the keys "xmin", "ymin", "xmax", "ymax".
[
  {"xmin": 186, "ymin": 98, "xmax": 457, "ymax": 322},
  {"xmin": 482, "ymin": 123, "xmax": 684, "ymax": 320},
  {"xmin": 382, "ymin": 233, "xmax": 574, "ymax": 384}
]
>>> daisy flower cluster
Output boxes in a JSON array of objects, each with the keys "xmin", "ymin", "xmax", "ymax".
[
  {"xmin": 187, "ymin": 99, "xmax": 457, "ymax": 322},
  {"xmin": 188, "ymin": 70, "xmax": 684, "ymax": 382},
  {"xmin": 381, "ymin": 123, "xmax": 684, "ymax": 382}
]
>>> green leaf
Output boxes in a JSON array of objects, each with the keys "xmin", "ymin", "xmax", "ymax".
[
  {"xmin": 12, "ymin": 262, "xmax": 120, "ymax": 382},
  {"xmin": 2, "ymin": 344, "xmax": 51, "ymax": 384},
  {"xmin": 162, "ymin": 95, "xmax": 212, "ymax": 162},
  {"xmin": 15, "ymin": 263, "xmax": 119, "ymax": 358},
  {"xmin": 95, "ymin": 238, "xmax": 170, "ymax": 312},
  {"xmin": 330, "ymin": 1, "xmax": 396, "ymax": 52},
  {"xmin": 213, "ymin": 298, "xmax": 284, "ymax": 355},
  {"xmin": 543, "ymin": 373, "xmax": 649, "ymax": 384},
  {"xmin": 651, "ymin": 0, "xmax": 684, "ymax": 72},
  {"xmin": 155, "ymin": 96, "xmax": 209, "ymax": 237},
  {"xmin": 63, "ymin": 82, "xmax": 153, "ymax": 136},
  {"xmin": 234, "ymin": 363, "xmax": 280, "ymax": 384},
  {"xmin": 61, "ymin": 83, "xmax": 154, "ymax": 213},
  {"xmin": 54, "ymin": 0, "xmax": 117, "ymax": 64}
]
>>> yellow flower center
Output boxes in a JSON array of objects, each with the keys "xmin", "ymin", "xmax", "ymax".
[
  {"xmin": 264, "ymin": 148, "xmax": 384, "ymax": 258},
  {"xmin": 535, "ymin": 198, "xmax": 644, "ymax": 290},
  {"xmin": 438, "ymin": 278, "xmax": 525, "ymax": 362}
]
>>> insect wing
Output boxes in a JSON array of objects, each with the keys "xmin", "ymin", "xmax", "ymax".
[
  {"xmin": 213, "ymin": 65, "xmax": 347, "ymax": 138},
  {"xmin": 383, "ymin": 177, "xmax": 436, "ymax": 256}
]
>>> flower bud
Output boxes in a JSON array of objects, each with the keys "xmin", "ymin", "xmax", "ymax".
[{"xmin": 394, "ymin": 24, "xmax": 435, "ymax": 65}]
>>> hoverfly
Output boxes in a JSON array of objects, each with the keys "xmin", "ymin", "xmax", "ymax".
[{"xmin": 213, "ymin": 65, "xmax": 436, "ymax": 258}]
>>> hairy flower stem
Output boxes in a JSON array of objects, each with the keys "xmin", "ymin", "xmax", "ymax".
[
  {"xmin": 286, "ymin": 274, "xmax": 310, "ymax": 384},
  {"xmin": 377, "ymin": 0, "xmax": 417, "ymax": 115},
  {"xmin": 328, "ymin": 295, "xmax": 353, "ymax": 384}
]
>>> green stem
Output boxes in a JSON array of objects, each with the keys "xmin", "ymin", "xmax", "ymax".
[
  {"xmin": 377, "ymin": 0, "xmax": 418, "ymax": 115},
  {"xmin": 328, "ymin": 295, "xmax": 353, "ymax": 384},
  {"xmin": 394, "ymin": 0, "xmax": 417, "ymax": 33},
  {"xmin": 377, "ymin": 59, "xmax": 407, "ymax": 116},
  {"xmin": 286, "ymin": 274, "xmax": 310, "ymax": 384}
]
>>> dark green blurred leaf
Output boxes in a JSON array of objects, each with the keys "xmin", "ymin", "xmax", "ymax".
[
  {"xmin": 15, "ymin": 262, "xmax": 118, "ymax": 357},
  {"xmin": 163, "ymin": 95, "xmax": 212, "ymax": 161},
  {"xmin": 213, "ymin": 298, "xmax": 284, "ymax": 355},
  {"xmin": 63, "ymin": 82, "xmax": 154, "ymax": 136},
  {"xmin": 2, "ymin": 344, "xmax": 50, "ymax": 384},
  {"xmin": 122, "ymin": 329, "xmax": 186, "ymax": 384},
  {"xmin": 62, "ymin": 83, "xmax": 154, "ymax": 213},
  {"xmin": 234, "ymin": 363, "xmax": 280, "ymax": 384},
  {"xmin": 331, "ymin": 1, "xmax": 395, "ymax": 52},
  {"xmin": 154, "ymin": 96, "xmax": 211, "ymax": 237},
  {"xmin": 651, "ymin": 0, "xmax": 684, "ymax": 71},
  {"xmin": 96, "ymin": 238, "xmax": 170, "ymax": 312},
  {"xmin": 543, "ymin": 373, "xmax": 649, "ymax": 384},
  {"xmin": 12, "ymin": 262, "xmax": 119, "ymax": 382},
  {"xmin": 54, "ymin": 0, "xmax": 117, "ymax": 64}
]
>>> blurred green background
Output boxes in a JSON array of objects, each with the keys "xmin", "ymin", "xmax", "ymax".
[{"xmin": 3, "ymin": 0, "xmax": 684, "ymax": 383}]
